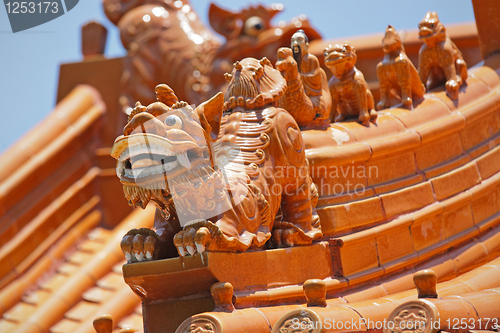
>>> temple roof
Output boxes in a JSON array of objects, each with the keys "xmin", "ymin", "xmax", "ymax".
[
  {"xmin": 1, "ymin": 11, "xmax": 500, "ymax": 332},
  {"xmin": 177, "ymin": 255, "xmax": 500, "ymax": 333}
]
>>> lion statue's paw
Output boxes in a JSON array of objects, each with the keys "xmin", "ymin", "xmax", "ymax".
[
  {"xmin": 121, "ymin": 228, "xmax": 160, "ymax": 263},
  {"xmin": 271, "ymin": 228, "xmax": 300, "ymax": 247},
  {"xmin": 271, "ymin": 219, "xmax": 323, "ymax": 248},
  {"xmin": 173, "ymin": 219, "xmax": 220, "ymax": 256}
]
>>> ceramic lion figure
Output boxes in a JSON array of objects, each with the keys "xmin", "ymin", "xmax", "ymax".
[
  {"xmin": 324, "ymin": 42, "xmax": 377, "ymax": 126},
  {"xmin": 418, "ymin": 11, "xmax": 468, "ymax": 99},
  {"xmin": 111, "ymin": 58, "xmax": 322, "ymax": 261},
  {"xmin": 376, "ymin": 25, "xmax": 425, "ymax": 110}
]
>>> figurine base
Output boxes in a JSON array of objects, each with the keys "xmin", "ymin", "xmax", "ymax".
[{"xmin": 123, "ymin": 241, "xmax": 340, "ymax": 333}]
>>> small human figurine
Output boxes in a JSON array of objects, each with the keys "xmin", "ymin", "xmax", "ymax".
[
  {"xmin": 287, "ymin": 29, "xmax": 331, "ymax": 124},
  {"xmin": 275, "ymin": 30, "xmax": 331, "ymax": 128},
  {"xmin": 418, "ymin": 11, "xmax": 468, "ymax": 99},
  {"xmin": 324, "ymin": 42, "xmax": 377, "ymax": 126},
  {"xmin": 376, "ymin": 25, "xmax": 425, "ymax": 110}
]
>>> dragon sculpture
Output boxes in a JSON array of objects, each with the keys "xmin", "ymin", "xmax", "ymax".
[
  {"xmin": 111, "ymin": 58, "xmax": 323, "ymax": 261},
  {"xmin": 102, "ymin": 0, "xmax": 321, "ymax": 112},
  {"xmin": 376, "ymin": 25, "xmax": 425, "ymax": 110},
  {"xmin": 418, "ymin": 11, "xmax": 468, "ymax": 99},
  {"xmin": 324, "ymin": 42, "xmax": 378, "ymax": 126}
]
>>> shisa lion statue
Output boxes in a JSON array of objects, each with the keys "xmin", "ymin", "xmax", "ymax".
[
  {"xmin": 376, "ymin": 25, "xmax": 425, "ymax": 110},
  {"xmin": 324, "ymin": 42, "xmax": 378, "ymax": 126},
  {"xmin": 275, "ymin": 30, "xmax": 332, "ymax": 128},
  {"xmin": 418, "ymin": 11, "xmax": 468, "ymax": 100},
  {"xmin": 111, "ymin": 58, "xmax": 323, "ymax": 261},
  {"xmin": 102, "ymin": 0, "xmax": 321, "ymax": 110}
]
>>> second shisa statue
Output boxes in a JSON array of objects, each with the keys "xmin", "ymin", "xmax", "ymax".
[
  {"xmin": 324, "ymin": 42, "xmax": 378, "ymax": 126},
  {"xmin": 418, "ymin": 11, "xmax": 468, "ymax": 99},
  {"xmin": 112, "ymin": 58, "xmax": 323, "ymax": 261},
  {"xmin": 376, "ymin": 25, "xmax": 425, "ymax": 110},
  {"xmin": 275, "ymin": 30, "xmax": 332, "ymax": 128}
]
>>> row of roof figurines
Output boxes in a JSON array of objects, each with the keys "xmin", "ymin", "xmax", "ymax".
[
  {"xmin": 114, "ymin": 11, "xmax": 469, "ymax": 259},
  {"xmin": 271, "ymin": 11, "xmax": 467, "ymax": 128}
]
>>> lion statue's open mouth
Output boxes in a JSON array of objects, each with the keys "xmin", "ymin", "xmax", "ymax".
[
  {"xmin": 110, "ymin": 87, "xmax": 217, "ymax": 215},
  {"xmin": 112, "ymin": 134, "xmax": 209, "ymax": 186},
  {"xmin": 111, "ymin": 134, "xmax": 210, "ymax": 208}
]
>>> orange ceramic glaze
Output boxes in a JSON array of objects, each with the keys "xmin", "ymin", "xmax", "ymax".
[
  {"xmin": 176, "ymin": 257, "xmax": 500, "ymax": 332},
  {"xmin": 324, "ymin": 42, "xmax": 378, "ymax": 126},
  {"xmin": 81, "ymin": 21, "xmax": 108, "ymax": 59},
  {"xmin": 418, "ymin": 12, "xmax": 468, "ymax": 100},
  {"xmin": 376, "ymin": 25, "xmax": 425, "ymax": 110},
  {"xmin": 103, "ymin": 0, "xmax": 321, "ymax": 112},
  {"xmin": 275, "ymin": 31, "xmax": 332, "ymax": 128},
  {"xmin": 112, "ymin": 61, "xmax": 322, "ymax": 260},
  {"xmin": 3, "ymin": 2, "xmax": 500, "ymax": 333}
]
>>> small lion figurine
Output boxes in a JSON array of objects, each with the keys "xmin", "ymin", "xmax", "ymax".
[
  {"xmin": 418, "ymin": 11, "xmax": 468, "ymax": 99},
  {"xmin": 376, "ymin": 25, "xmax": 425, "ymax": 110},
  {"xmin": 324, "ymin": 42, "xmax": 377, "ymax": 126}
]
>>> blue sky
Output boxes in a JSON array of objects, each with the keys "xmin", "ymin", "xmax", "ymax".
[{"xmin": 0, "ymin": 0, "xmax": 475, "ymax": 153}]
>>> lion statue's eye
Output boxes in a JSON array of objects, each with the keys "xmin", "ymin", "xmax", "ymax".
[
  {"xmin": 164, "ymin": 115, "xmax": 183, "ymax": 129},
  {"xmin": 244, "ymin": 16, "xmax": 265, "ymax": 37}
]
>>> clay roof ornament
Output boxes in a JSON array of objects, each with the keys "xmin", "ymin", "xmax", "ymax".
[
  {"xmin": 211, "ymin": 282, "xmax": 235, "ymax": 312},
  {"xmin": 222, "ymin": 57, "xmax": 287, "ymax": 111},
  {"xmin": 93, "ymin": 314, "xmax": 138, "ymax": 333},
  {"xmin": 112, "ymin": 60, "xmax": 322, "ymax": 261},
  {"xmin": 413, "ymin": 269, "xmax": 438, "ymax": 299},
  {"xmin": 324, "ymin": 42, "xmax": 378, "ymax": 126},
  {"xmin": 93, "ymin": 315, "xmax": 113, "ymax": 333},
  {"xmin": 208, "ymin": 3, "xmax": 282, "ymax": 40},
  {"xmin": 102, "ymin": 0, "xmax": 321, "ymax": 113},
  {"xmin": 417, "ymin": 11, "xmax": 468, "ymax": 100},
  {"xmin": 275, "ymin": 30, "xmax": 332, "ymax": 128},
  {"xmin": 383, "ymin": 270, "xmax": 439, "ymax": 333},
  {"xmin": 291, "ymin": 30, "xmax": 308, "ymax": 69},
  {"xmin": 81, "ymin": 21, "xmax": 108, "ymax": 59},
  {"xmin": 303, "ymin": 279, "xmax": 327, "ymax": 307},
  {"xmin": 6, "ymin": 0, "xmax": 500, "ymax": 332},
  {"xmin": 376, "ymin": 25, "xmax": 425, "ymax": 110}
]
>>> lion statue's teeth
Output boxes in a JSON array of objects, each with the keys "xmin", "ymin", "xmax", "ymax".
[{"xmin": 177, "ymin": 152, "xmax": 191, "ymax": 170}]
